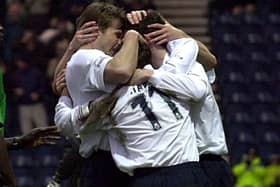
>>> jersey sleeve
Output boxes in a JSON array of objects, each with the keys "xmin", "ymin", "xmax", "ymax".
[
  {"xmin": 206, "ymin": 69, "xmax": 216, "ymax": 84},
  {"xmin": 87, "ymin": 54, "xmax": 115, "ymax": 92},
  {"xmin": 160, "ymin": 38, "xmax": 199, "ymax": 74},
  {"xmin": 54, "ymin": 96, "xmax": 89, "ymax": 137},
  {"xmin": 149, "ymin": 64, "xmax": 209, "ymax": 102}
]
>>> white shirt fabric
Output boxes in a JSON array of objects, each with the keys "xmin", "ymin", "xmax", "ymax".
[
  {"xmin": 55, "ymin": 96, "xmax": 80, "ymax": 137},
  {"xmin": 157, "ymin": 40, "xmax": 229, "ymax": 156},
  {"xmin": 65, "ymin": 49, "xmax": 115, "ymax": 156},
  {"xmin": 54, "ymin": 38, "xmax": 205, "ymax": 175},
  {"xmin": 108, "ymin": 38, "xmax": 208, "ymax": 175}
]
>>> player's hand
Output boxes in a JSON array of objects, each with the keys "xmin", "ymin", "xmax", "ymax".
[
  {"xmin": 123, "ymin": 29, "xmax": 140, "ymax": 41},
  {"xmin": 68, "ymin": 21, "xmax": 99, "ymax": 52},
  {"xmin": 144, "ymin": 23, "xmax": 186, "ymax": 45},
  {"xmin": 129, "ymin": 68, "xmax": 153, "ymax": 85},
  {"xmin": 126, "ymin": 10, "xmax": 147, "ymax": 24},
  {"xmin": 82, "ymin": 95, "xmax": 118, "ymax": 127},
  {"xmin": 17, "ymin": 126, "xmax": 61, "ymax": 149},
  {"xmin": 55, "ymin": 69, "xmax": 66, "ymax": 96}
]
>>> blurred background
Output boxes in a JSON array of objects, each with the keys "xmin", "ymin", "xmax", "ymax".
[{"xmin": 0, "ymin": 0, "xmax": 280, "ymax": 186}]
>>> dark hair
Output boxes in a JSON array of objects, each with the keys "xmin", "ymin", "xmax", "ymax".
[
  {"xmin": 138, "ymin": 10, "xmax": 165, "ymax": 34},
  {"xmin": 76, "ymin": 2, "xmax": 126, "ymax": 32},
  {"xmin": 137, "ymin": 38, "xmax": 152, "ymax": 69}
]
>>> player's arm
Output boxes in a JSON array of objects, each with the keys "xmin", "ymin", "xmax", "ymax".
[
  {"xmin": 146, "ymin": 23, "xmax": 217, "ymax": 71},
  {"xmin": 53, "ymin": 71, "xmax": 90, "ymax": 136},
  {"xmin": 52, "ymin": 21, "xmax": 99, "ymax": 95},
  {"xmin": 129, "ymin": 67, "xmax": 208, "ymax": 102},
  {"xmin": 161, "ymin": 37, "xmax": 199, "ymax": 73},
  {"xmin": 126, "ymin": 10, "xmax": 216, "ymax": 71},
  {"xmin": 0, "ymin": 136, "xmax": 17, "ymax": 187},
  {"xmin": 55, "ymin": 96, "xmax": 88, "ymax": 137},
  {"xmin": 5, "ymin": 126, "xmax": 60, "ymax": 150},
  {"xmin": 103, "ymin": 30, "xmax": 140, "ymax": 84}
]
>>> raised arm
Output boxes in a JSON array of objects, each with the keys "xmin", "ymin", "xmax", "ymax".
[
  {"xmin": 52, "ymin": 21, "xmax": 99, "ymax": 95},
  {"xmin": 103, "ymin": 30, "xmax": 140, "ymax": 84},
  {"xmin": 126, "ymin": 10, "xmax": 216, "ymax": 71},
  {"xmin": 129, "ymin": 64, "xmax": 209, "ymax": 102},
  {"xmin": 146, "ymin": 23, "xmax": 217, "ymax": 71}
]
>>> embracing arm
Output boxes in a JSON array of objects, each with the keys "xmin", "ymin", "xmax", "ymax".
[
  {"xmin": 52, "ymin": 21, "xmax": 99, "ymax": 95},
  {"xmin": 54, "ymin": 90, "xmax": 89, "ymax": 137},
  {"xmin": 146, "ymin": 23, "xmax": 217, "ymax": 71},
  {"xmin": 130, "ymin": 67, "xmax": 208, "ymax": 102},
  {"xmin": 104, "ymin": 30, "xmax": 139, "ymax": 84}
]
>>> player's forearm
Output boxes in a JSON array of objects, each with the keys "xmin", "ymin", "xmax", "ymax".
[
  {"xmin": 52, "ymin": 47, "xmax": 76, "ymax": 94},
  {"xmin": 104, "ymin": 31, "xmax": 139, "ymax": 84},
  {"xmin": 149, "ymin": 70, "xmax": 208, "ymax": 101},
  {"xmin": 196, "ymin": 40, "xmax": 217, "ymax": 71},
  {"xmin": 55, "ymin": 96, "xmax": 85, "ymax": 137},
  {"xmin": 0, "ymin": 137, "xmax": 17, "ymax": 186}
]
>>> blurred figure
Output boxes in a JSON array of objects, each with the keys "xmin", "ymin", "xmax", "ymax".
[
  {"xmin": 15, "ymin": 29, "xmax": 46, "ymax": 70},
  {"xmin": 232, "ymin": 147, "xmax": 266, "ymax": 187},
  {"xmin": 11, "ymin": 56, "xmax": 48, "ymax": 134},
  {"xmin": 4, "ymin": 1, "xmax": 26, "ymax": 61},
  {"xmin": 39, "ymin": 16, "xmax": 74, "ymax": 45},
  {"xmin": 209, "ymin": 0, "xmax": 257, "ymax": 15},
  {"xmin": 264, "ymin": 154, "xmax": 280, "ymax": 187},
  {"xmin": 0, "ymin": 126, "xmax": 61, "ymax": 186},
  {"xmin": 47, "ymin": 37, "xmax": 69, "ymax": 81}
]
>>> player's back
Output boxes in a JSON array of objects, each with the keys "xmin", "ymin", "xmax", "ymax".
[
  {"xmin": 190, "ymin": 71, "xmax": 228, "ymax": 155},
  {"xmin": 110, "ymin": 84, "xmax": 199, "ymax": 175}
]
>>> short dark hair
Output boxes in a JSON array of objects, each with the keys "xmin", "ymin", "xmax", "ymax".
[
  {"xmin": 76, "ymin": 2, "xmax": 126, "ymax": 32},
  {"xmin": 138, "ymin": 10, "xmax": 165, "ymax": 35}
]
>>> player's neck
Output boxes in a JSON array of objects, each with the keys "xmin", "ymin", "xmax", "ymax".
[{"xmin": 80, "ymin": 42, "xmax": 100, "ymax": 50}]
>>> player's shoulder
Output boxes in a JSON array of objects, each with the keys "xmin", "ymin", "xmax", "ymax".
[{"xmin": 68, "ymin": 49, "xmax": 108, "ymax": 68}]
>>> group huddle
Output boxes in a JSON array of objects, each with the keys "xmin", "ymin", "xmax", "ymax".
[{"xmin": 52, "ymin": 2, "xmax": 233, "ymax": 187}]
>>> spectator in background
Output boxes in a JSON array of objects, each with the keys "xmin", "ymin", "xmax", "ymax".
[
  {"xmin": 232, "ymin": 147, "xmax": 266, "ymax": 187},
  {"xmin": 11, "ymin": 55, "xmax": 48, "ymax": 134},
  {"xmin": 15, "ymin": 29, "xmax": 46, "ymax": 71},
  {"xmin": 39, "ymin": 15, "xmax": 74, "ymax": 46},
  {"xmin": 24, "ymin": 0, "xmax": 52, "ymax": 32},
  {"xmin": 209, "ymin": 0, "xmax": 257, "ymax": 15},
  {"xmin": 264, "ymin": 154, "xmax": 280, "ymax": 187},
  {"xmin": 4, "ymin": 1, "xmax": 26, "ymax": 61},
  {"xmin": 47, "ymin": 37, "xmax": 70, "ymax": 81}
]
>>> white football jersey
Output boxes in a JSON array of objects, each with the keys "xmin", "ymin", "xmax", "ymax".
[
  {"xmin": 65, "ymin": 49, "xmax": 115, "ymax": 156},
  {"xmin": 110, "ymin": 83, "xmax": 200, "ymax": 175},
  {"xmin": 108, "ymin": 38, "xmax": 206, "ymax": 175},
  {"xmin": 159, "ymin": 39, "xmax": 228, "ymax": 155}
]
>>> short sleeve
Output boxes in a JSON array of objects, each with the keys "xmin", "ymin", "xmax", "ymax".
[{"xmin": 87, "ymin": 54, "xmax": 115, "ymax": 92}]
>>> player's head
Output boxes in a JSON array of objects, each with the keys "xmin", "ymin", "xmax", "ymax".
[
  {"xmin": 129, "ymin": 10, "xmax": 168, "ymax": 68},
  {"xmin": 76, "ymin": 2, "xmax": 126, "ymax": 55},
  {"xmin": 137, "ymin": 10, "xmax": 166, "ymax": 35}
]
